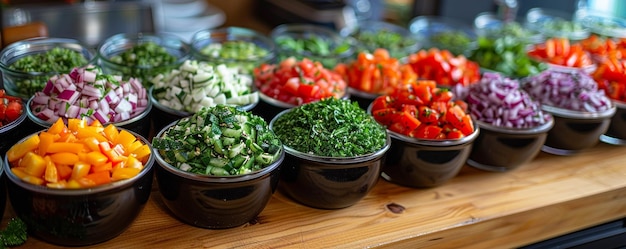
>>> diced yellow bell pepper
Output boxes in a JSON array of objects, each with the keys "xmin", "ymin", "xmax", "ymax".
[
  {"xmin": 112, "ymin": 167, "xmax": 141, "ymax": 181},
  {"xmin": 7, "ymin": 134, "xmax": 40, "ymax": 162},
  {"xmin": 22, "ymin": 175, "xmax": 44, "ymax": 185},
  {"xmin": 44, "ymin": 159, "xmax": 59, "ymax": 183},
  {"xmin": 71, "ymin": 162, "xmax": 91, "ymax": 180},
  {"xmin": 103, "ymin": 124, "xmax": 119, "ymax": 142},
  {"xmin": 48, "ymin": 118, "xmax": 67, "ymax": 135},
  {"xmin": 132, "ymin": 144, "xmax": 151, "ymax": 162},
  {"xmin": 68, "ymin": 118, "xmax": 87, "ymax": 132},
  {"xmin": 21, "ymin": 152, "xmax": 46, "ymax": 177},
  {"xmin": 115, "ymin": 129, "xmax": 137, "ymax": 149}
]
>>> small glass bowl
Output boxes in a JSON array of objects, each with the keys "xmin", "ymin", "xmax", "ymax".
[
  {"xmin": 269, "ymin": 109, "xmax": 390, "ymax": 209},
  {"xmin": 97, "ymin": 33, "xmax": 191, "ymax": 87},
  {"xmin": 0, "ymin": 37, "xmax": 95, "ymax": 100},
  {"xmin": 576, "ymin": 11, "xmax": 626, "ymax": 39},
  {"xmin": 3, "ymin": 129, "xmax": 155, "ymax": 246},
  {"xmin": 343, "ymin": 20, "xmax": 420, "ymax": 59},
  {"xmin": 153, "ymin": 120, "xmax": 285, "ymax": 229},
  {"xmin": 467, "ymin": 118, "xmax": 554, "ymax": 172},
  {"xmin": 270, "ymin": 24, "xmax": 355, "ymax": 69},
  {"xmin": 600, "ymin": 100, "xmax": 626, "ymax": 145},
  {"xmin": 190, "ymin": 27, "xmax": 276, "ymax": 75},
  {"xmin": 26, "ymin": 96, "xmax": 153, "ymax": 139},
  {"xmin": 541, "ymin": 104, "xmax": 616, "ymax": 155},
  {"xmin": 473, "ymin": 12, "xmax": 544, "ymax": 44},
  {"xmin": 408, "ymin": 15, "xmax": 477, "ymax": 56},
  {"xmin": 525, "ymin": 8, "xmax": 590, "ymax": 41}
]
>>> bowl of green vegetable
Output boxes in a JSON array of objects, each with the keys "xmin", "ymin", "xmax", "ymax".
[
  {"xmin": 97, "ymin": 32, "xmax": 191, "ymax": 87},
  {"xmin": 98, "ymin": 33, "xmax": 191, "ymax": 88},
  {"xmin": 408, "ymin": 15, "xmax": 477, "ymax": 56},
  {"xmin": 0, "ymin": 37, "xmax": 95, "ymax": 100},
  {"xmin": 149, "ymin": 60, "xmax": 259, "ymax": 137},
  {"xmin": 525, "ymin": 8, "xmax": 590, "ymax": 41},
  {"xmin": 152, "ymin": 105, "xmax": 284, "ymax": 229},
  {"xmin": 270, "ymin": 23, "xmax": 355, "ymax": 69},
  {"xmin": 342, "ymin": 20, "xmax": 420, "ymax": 60},
  {"xmin": 269, "ymin": 98, "xmax": 390, "ymax": 209},
  {"xmin": 190, "ymin": 26, "xmax": 275, "ymax": 75}
]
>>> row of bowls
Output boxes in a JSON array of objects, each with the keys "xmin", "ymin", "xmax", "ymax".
[{"xmin": 1, "ymin": 23, "xmax": 626, "ymax": 247}]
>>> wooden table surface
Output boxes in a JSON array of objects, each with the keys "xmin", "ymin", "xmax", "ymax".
[{"xmin": 6, "ymin": 141, "xmax": 625, "ymax": 248}]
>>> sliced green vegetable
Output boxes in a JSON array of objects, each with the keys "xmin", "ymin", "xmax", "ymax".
[{"xmin": 152, "ymin": 105, "xmax": 282, "ymax": 176}]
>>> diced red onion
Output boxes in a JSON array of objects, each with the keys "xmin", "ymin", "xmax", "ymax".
[
  {"xmin": 520, "ymin": 69, "xmax": 612, "ymax": 112},
  {"xmin": 29, "ymin": 65, "xmax": 149, "ymax": 125},
  {"xmin": 466, "ymin": 72, "xmax": 551, "ymax": 128}
]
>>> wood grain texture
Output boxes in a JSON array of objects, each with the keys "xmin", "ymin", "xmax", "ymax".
[{"xmin": 6, "ymin": 143, "xmax": 626, "ymax": 248}]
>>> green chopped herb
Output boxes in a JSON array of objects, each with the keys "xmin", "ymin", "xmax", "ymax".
[
  {"xmin": 272, "ymin": 98, "xmax": 387, "ymax": 157},
  {"xmin": 108, "ymin": 41, "xmax": 179, "ymax": 87},
  {"xmin": 152, "ymin": 105, "xmax": 282, "ymax": 176},
  {"xmin": 0, "ymin": 217, "xmax": 27, "ymax": 249},
  {"xmin": 8, "ymin": 47, "xmax": 89, "ymax": 98}
]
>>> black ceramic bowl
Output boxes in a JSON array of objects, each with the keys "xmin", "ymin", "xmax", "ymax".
[
  {"xmin": 26, "ymin": 96, "xmax": 153, "ymax": 139},
  {"xmin": 381, "ymin": 127, "xmax": 479, "ymax": 188},
  {"xmin": 467, "ymin": 118, "xmax": 554, "ymax": 172},
  {"xmin": 541, "ymin": 104, "xmax": 616, "ymax": 155},
  {"xmin": 3, "ymin": 129, "xmax": 155, "ymax": 246},
  {"xmin": 153, "ymin": 121, "xmax": 285, "ymax": 229},
  {"xmin": 600, "ymin": 100, "xmax": 626, "ymax": 145},
  {"xmin": 269, "ymin": 109, "xmax": 391, "ymax": 209}
]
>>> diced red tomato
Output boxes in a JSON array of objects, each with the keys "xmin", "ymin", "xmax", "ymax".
[
  {"xmin": 369, "ymin": 80, "xmax": 474, "ymax": 140},
  {"xmin": 254, "ymin": 58, "xmax": 347, "ymax": 106},
  {"xmin": 0, "ymin": 89, "xmax": 23, "ymax": 127},
  {"xmin": 406, "ymin": 48, "xmax": 480, "ymax": 87}
]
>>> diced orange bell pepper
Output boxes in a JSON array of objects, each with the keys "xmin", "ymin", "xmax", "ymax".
[
  {"xmin": 131, "ymin": 144, "xmax": 151, "ymax": 162},
  {"xmin": 37, "ymin": 131, "xmax": 58, "ymax": 156},
  {"xmin": 115, "ymin": 129, "xmax": 137, "ymax": 149},
  {"xmin": 103, "ymin": 124, "xmax": 119, "ymax": 142},
  {"xmin": 79, "ymin": 171, "xmax": 111, "ymax": 187},
  {"xmin": 49, "ymin": 152, "xmax": 80, "ymax": 165},
  {"xmin": 85, "ymin": 151, "xmax": 108, "ymax": 166},
  {"xmin": 47, "ymin": 142, "xmax": 85, "ymax": 154},
  {"xmin": 44, "ymin": 158, "xmax": 59, "ymax": 183},
  {"xmin": 56, "ymin": 164, "xmax": 73, "ymax": 180}
]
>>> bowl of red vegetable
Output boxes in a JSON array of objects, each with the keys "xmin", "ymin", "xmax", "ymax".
[
  {"xmin": 26, "ymin": 65, "xmax": 152, "ymax": 138},
  {"xmin": 0, "ymin": 37, "xmax": 95, "ymax": 100},
  {"xmin": 149, "ymin": 60, "xmax": 259, "ymax": 137},
  {"xmin": 334, "ymin": 48, "xmax": 417, "ymax": 109},
  {"xmin": 3, "ymin": 118, "xmax": 155, "ymax": 246},
  {"xmin": 0, "ymin": 89, "xmax": 27, "ymax": 156},
  {"xmin": 270, "ymin": 98, "xmax": 390, "ymax": 209},
  {"xmin": 252, "ymin": 57, "xmax": 348, "ymax": 121},
  {"xmin": 152, "ymin": 105, "xmax": 284, "ymax": 229},
  {"xmin": 522, "ymin": 69, "xmax": 616, "ymax": 155},
  {"xmin": 591, "ymin": 58, "xmax": 626, "ymax": 145},
  {"xmin": 464, "ymin": 73, "xmax": 554, "ymax": 172},
  {"xmin": 369, "ymin": 80, "xmax": 478, "ymax": 188},
  {"xmin": 97, "ymin": 32, "xmax": 191, "ymax": 87}
]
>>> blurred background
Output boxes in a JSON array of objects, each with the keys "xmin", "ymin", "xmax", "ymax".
[{"xmin": 0, "ymin": 0, "xmax": 621, "ymax": 48}]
